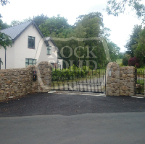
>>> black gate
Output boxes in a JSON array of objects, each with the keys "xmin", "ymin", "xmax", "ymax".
[
  {"xmin": 135, "ymin": 69, "xmax": 144, "ymax": 95},
  {"xmin": 51, "ymin": 67, "xmax": 106, "ymax": 93},
  {"xmin": 0, "ymin": 58, "xmax": 1, "ymax": 70}
]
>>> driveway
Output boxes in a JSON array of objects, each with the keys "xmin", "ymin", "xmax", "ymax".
[
  {"xmin": 0, "ymin": 92, "xmax": 145, "ymax": 117},
  {"xmin": 0, "ymin": 92, "xmax": 145, "ymax": 144}
]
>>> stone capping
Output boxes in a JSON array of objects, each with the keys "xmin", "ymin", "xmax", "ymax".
[
  {"xmin": 106, "ymin": 62, "xmax": 135, "ymax": 96},
  {"xmin": 0, "ymin": 61, "xmax": 52, "ymax": 101}
]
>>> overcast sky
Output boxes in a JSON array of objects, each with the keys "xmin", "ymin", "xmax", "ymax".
[{"xmin": 0, "ymin": 0, "xmax": 143, "ymax": 52}]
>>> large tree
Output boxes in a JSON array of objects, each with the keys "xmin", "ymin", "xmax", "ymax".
[
  {"xmin": 33, "ymin": 14, "xmax": 48, "ymax": 27},
  {"xmin": 106, "ymin": 0, "xmax": 145, "ymax": 22},
  {"xmin": 0, "ymin": 0, "xmax": 9, "ymax": 17},
  {"xmin": 0, "ymin": 19, "xmax": 9, "ymax": 29},
  {"xmin": 0, "ymin": 0, "xmax": 12, "ymax": 50},
  {"xmin": 125, "ymin": 25, "xmax": 142, "ymax": 57},
  {"xmin": 134, "ymin": 27, "xmax": 145, "ymax": 63},
  {"xmin": 39, "ymin": 15, "xmax": 70, "ymax": 37}
]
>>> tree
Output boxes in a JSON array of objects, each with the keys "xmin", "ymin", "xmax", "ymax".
[
  {"xmin": 122, "ymin": 54, "xmax": 131, "ymax": 66},
  {"xmin": 118, "ymin": 52, "xmax": 124, "ymax": 59},
  {"xmin": 0, "ymin": 32, "xmax": 12, "ymax": 49},
  {"xmin": 0, "ymin": 0, "xmax": 12, "ymax": 50},
  {"xmin": 75, "ymin": 12, "xmax": 104, "ymax": 38},
  {"xmin": 11, "ymin": 20, "xmax": 21, "ymax": 26},
  {"xmin": 107, "ymin": 41, "xmax": 120, "ymax": 62},
  {"xmin": 39, "ymin": 15, "xmax": 70, "ymax": 37},
  {"xmin": 0, "ymin": 19, "xmax": 9, "ymax": 29},
  {"xmin": 106, "ymin": 0, "xmax": 145, "ymax": 22},
  {"xmin": 134, "ymin": 27, "xmax": 145, "ymax": 64},
  {"xmin": 0, "ymin": 0, "xmax": 9, "ymax": 17},
  {"xmin": 125, "ymin": 25, "xmax": 142, "ymax": 57},
  {"xmin": 33, "ymin": 14, "xmax": 48, "ymax": 27}
]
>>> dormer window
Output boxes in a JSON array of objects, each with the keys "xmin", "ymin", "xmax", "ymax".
[
  {"xmin": 28, "ymin": 36, "xmax": 35, "ymax": 49},
  {"xmin": 47, "ymin": 46, "xmax": 51, "ymax": 55}
]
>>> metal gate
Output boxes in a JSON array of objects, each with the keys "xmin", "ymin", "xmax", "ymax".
[
  {"xmin": 135, "ymin": 69, "xmax": 144, "ymax": 95},
  {"xmin": 51, "ymin": 67, "xmax": 106, "ymax": 93},
  {"xmin": 0, "ymin": 58, "xmax": 1, "ymax": 70}
]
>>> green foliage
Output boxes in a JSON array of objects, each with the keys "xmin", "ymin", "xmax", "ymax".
[
  {"xmin": 106, "ymin": 0, "xmax": 145, "ymax": 22},
  {"xmin": 0, "ymin": 0, "xmax": 12, "ymax": 53},
  {"xmin": 52, "ymin": 65, "xmax": 90, "ymax": 81},
  {"xmin": 39, "ymin": 15, "xmax": 70, "ymax": 37},
  {"xmin": 125, "ymin": 25, "xmax": 142, "ymax": 57},
  {"xmin": 134, "ymin": 27, "xmax": 145, "ymax": 63},
  {"xmin": 116, "ymin": 59, "xmax": 122, "ymax": 65},
  {"xmin": 122, "ymin": 54, "xmax": 131, "ymax": 66},
  {"xmin": 0, "ymin": 32, "xmax": 12, "ymax": 49},
  {"xmin": 0, "ymin": 19, "xmax": 9, "ymax": 29},
  {"xmin": 33, "ymin": 14, "xmax": 48, "ymax": 27},
  {"xmin": 0, "ymin": 0, "xmax": 9, "ymax": 18},
  {"xmin": 107, "ymin": 41, "xmax": 120, "ymax": 62},
  {"xmin": 119, "ymin": 62, "xmax": 124, "ymax": 67},
  {"xmin": 10, "ymin": 20, "xmax": 21, "ymax": 26},
  {"xmin": 8, "ymin": 12, "xmax": 121, "ymax": 69},
  {"xmin": 118, "ymin": 52, "xmax": 124, "ymax": 59}
]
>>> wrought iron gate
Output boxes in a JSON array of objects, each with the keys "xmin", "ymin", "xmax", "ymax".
[
  {"xmin": 51, "ymin": 67, "xmax": 106, "ymax": 93},
  {"xmin": 0, "ymin": 58, "xmax": 1, "ymax": 70},
  {"xmin": 135, "ymin": 68, "xmax": 144, "ymax": 95}
]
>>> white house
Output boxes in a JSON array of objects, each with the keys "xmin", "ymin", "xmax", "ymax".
[{"xmin": 0, "ymin": 20, "xmax": 63, "ymax": 70}]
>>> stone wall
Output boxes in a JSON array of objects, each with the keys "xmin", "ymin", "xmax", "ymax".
[
  {"xmin": 0, "ymin": 61, "xmax": 52, "ymax": 101},
  {"xmin": 106, "ymin": 62, "xmax": 135, "ymax": 96}
]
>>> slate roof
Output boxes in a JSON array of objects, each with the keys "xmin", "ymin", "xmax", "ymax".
[
  {"xmin": 0, "ymin": 20, "xmax": 44, "ymax": 41},
  {"xmin": 0, "ymin": 21, "xmax": 59, "ymax": 51}
]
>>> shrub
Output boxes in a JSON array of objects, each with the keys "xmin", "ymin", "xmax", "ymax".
[
  {"xmin": 119, "ymin": 63, "xmax": 124, "ymax": 67},
  {"xmin": 122, "ymin": 54, "xmax": 131, "ymax": 66},
  {"xmin": 135, "ymin": 63, "xmax": 140, "ymax": 68},
  {"xmin": 52, "ymin": 65, "xmax": 90, "ymax": 81},
  {"xmin": 128, "ymin": 57, "xmax": 140, "ymax": 67}
]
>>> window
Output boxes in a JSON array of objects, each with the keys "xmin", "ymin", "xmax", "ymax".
[
  {"xmin": 47, "ymin": 46, "xmax": 51, "ymax": 55},
  {"xmin": 25, "ymin": 58, "xmax": 36, "ymax": 67},
  {"xmin": 28, "ymin": 36, "xmax": 35, "ymax": 49}
]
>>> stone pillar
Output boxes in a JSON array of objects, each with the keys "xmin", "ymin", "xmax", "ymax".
[
  {"xmin": 120, "ymin": 66, "xmax": 135, "ymax": 96},
  {"xmin": 106, "ymin": 62, "xmax": 120, "ymax": 96},
  {"xmin": 106, "ymin": 62, "xmax": 135, "ymax": 96},
  {"xmin": 33, "ymin": 61, "xmax": 52, "ymax": 93}
]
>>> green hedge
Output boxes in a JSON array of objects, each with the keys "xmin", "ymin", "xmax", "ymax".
[{"xmin": 52, "ymin": 65, "xmax": 90, "ymax": 81}]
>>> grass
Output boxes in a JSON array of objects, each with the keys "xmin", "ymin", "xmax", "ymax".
[{"xmin": 116, "ymin": 59, "xmax": 122, "ymax": 65}]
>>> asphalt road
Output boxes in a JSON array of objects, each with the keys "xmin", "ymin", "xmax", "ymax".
[{"xmin": 0, "ymin": 92, "xmax": 145, "ymax": 144}]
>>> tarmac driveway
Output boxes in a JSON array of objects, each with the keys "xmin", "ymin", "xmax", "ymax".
[
  {"xmin": 0, "ymin": 92, "xmax": 145, "ymax": 144},
  {"xmin": 0, "ymin": 92, "xmax": 145, "ymax": 117}
]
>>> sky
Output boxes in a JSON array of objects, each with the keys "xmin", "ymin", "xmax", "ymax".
[{"xmin": 0, "ymin": 0, "xmax": 143, "ymax": 52}]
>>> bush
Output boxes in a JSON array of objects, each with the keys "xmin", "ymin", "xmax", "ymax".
[
  {"xmin": 119, "ymin": 63, "xmax": 124, "ymax": 67},
  {"xmin": 52, "ymin": 65, "xmax": 90, "ymax": 81},
  {"xmin": 135, "ymin": 63, "xmax": 140, "ymax": 68},
  {"xmin": 122, "ymin": 54, "xmax": 131, "ymax": 66},
  {"xmin": 128, "ymin": 57, "xmax": 140, "ymax": 68}
]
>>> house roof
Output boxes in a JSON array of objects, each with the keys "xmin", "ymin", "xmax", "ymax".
[
  {"xmin": 1, "ymin": 21, "xmax": 59, "ymax": 51},
  {"xmin": 44, "ymin": 37, "xmax": 59, "ymax": 52},
  {"xmin": 0, "ymin": 20, "xmax": 44, "ymax": 41}
]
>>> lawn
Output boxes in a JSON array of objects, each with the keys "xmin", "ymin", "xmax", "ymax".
[{"xmin": 116, "ymin": 59, "xmax": 122, "ymax": 65}]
